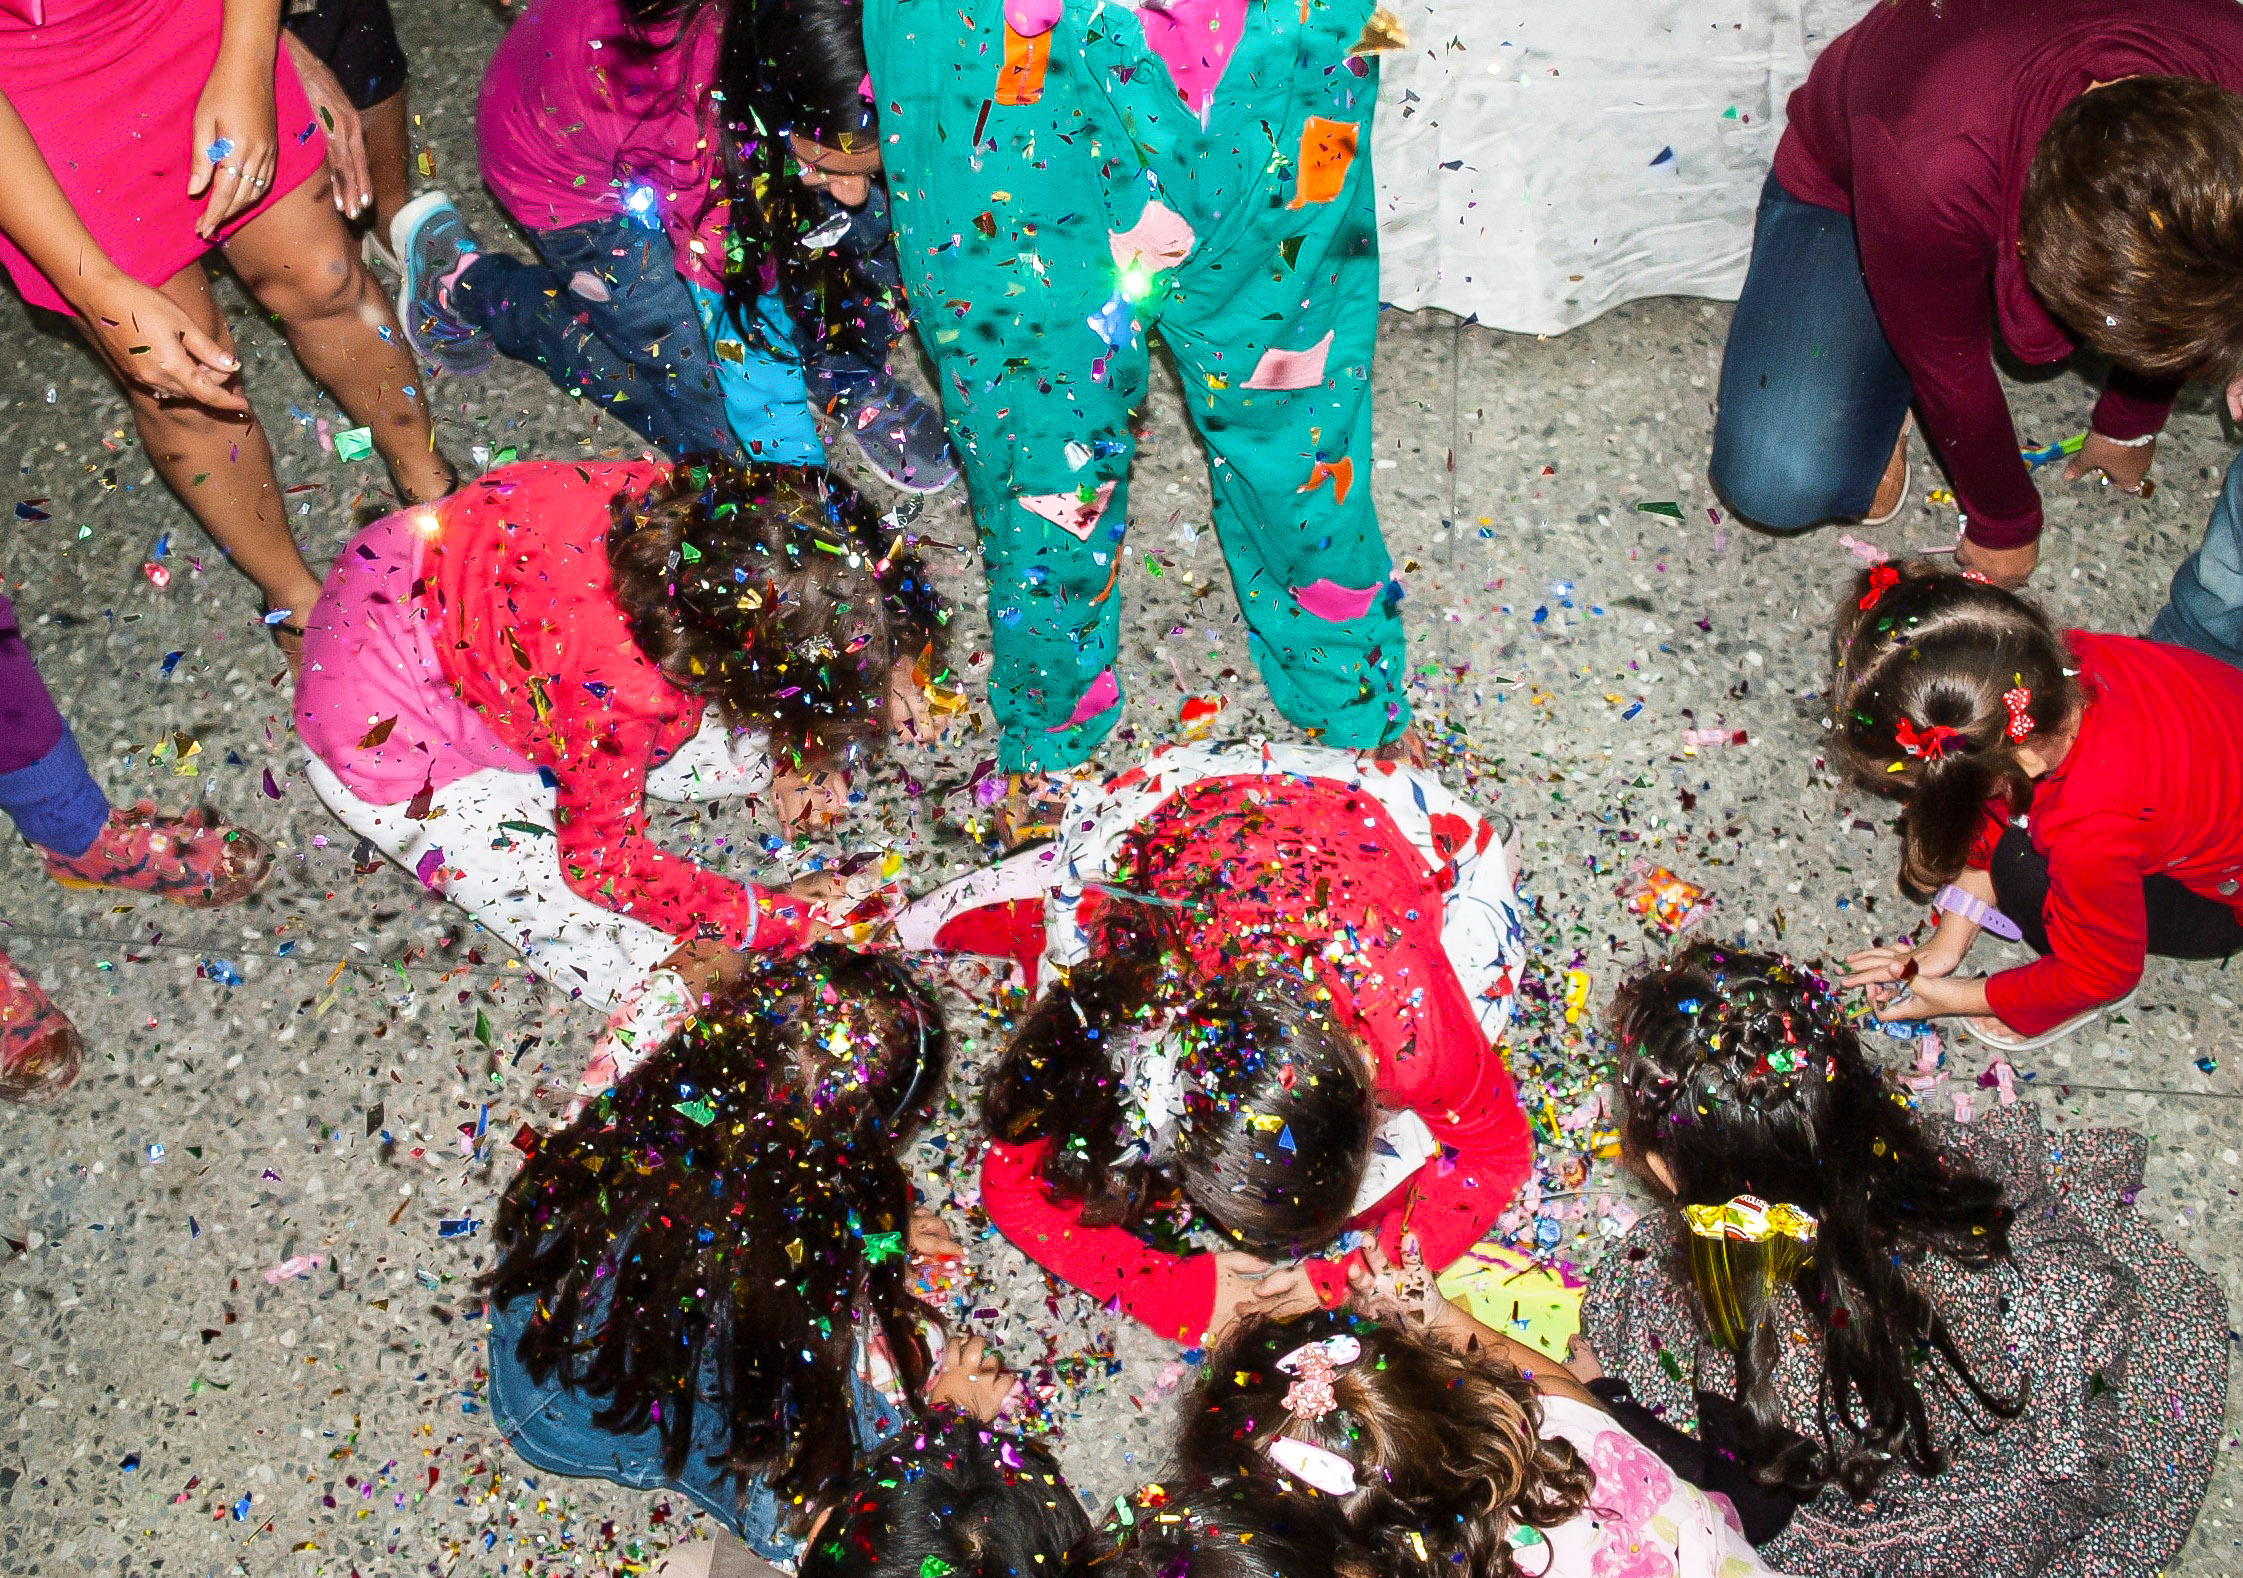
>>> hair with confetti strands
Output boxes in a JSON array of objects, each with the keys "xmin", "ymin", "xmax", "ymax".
[
  {"xmin": 1167, "ymin": 1311, "xmax": 1590, "ymax": 1578},
  {"xmin": 1830, "ymin": 559, "xmax": 2077, "ymax": 897},
  {"xmin": 607, "ymin": 458, "xmax": 942, "ymax": 771},
  {"xmin": 1095, "ymin": 1478, "xmax": 1370, "ymax": 1578},
  {"xmin": 483, "ymin": 946, "xmax": 948, "ymax": 1516},
  {"xmin": 1611, "ymin": 941, "xmax": 2021, "ymax": 1501},
  {"xmin": 799, "ymin": 1410, "xmax": 1095, "ymax": 1578}
]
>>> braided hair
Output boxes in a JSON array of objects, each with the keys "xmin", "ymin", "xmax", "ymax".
[
  {"xmin": 606, "ymin": 459, "xmax": 942, "ymax": 771},
  {"xmin": 483, "ymin": 947, "xmax": 948, "ymax": 1516},
  {"xmin": 1830, "ymin": 561, "xmax": 2077, "ymax": 896},
  {"xmin": 1611, "ymin": 942, "xmax": 2020, "ymax": 1500}
]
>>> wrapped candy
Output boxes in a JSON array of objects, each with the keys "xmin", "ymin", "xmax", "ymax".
[{"xmin": 1623, "ymin": 860, "xmax": 1710, "ymax": 935}]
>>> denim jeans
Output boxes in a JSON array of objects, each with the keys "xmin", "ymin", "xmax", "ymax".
[
  {"xmin": 2152, "ymin": 448, "xmax": 2243, "ymax": 670},
  {"xmin": 484, "ymin": 1295, "xmax": 905, "ymax": 1563},
  {"xmin": 452, "ymin": 216, "xmax": 743, "ymax": 461},
  {"xmin": 1708, "ymin": 173, "xmax": 1914, "ymax": 532}
]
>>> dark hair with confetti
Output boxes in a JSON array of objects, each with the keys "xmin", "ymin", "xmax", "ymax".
[
  {"xmin": 2022, "ymin": 75, "xmax": 2243, "ymax": 381},
  {"xmin": 799, "ymin": 1410, "xmax": 1095, "ymax": 1578},
  {"xmin": 607, "ymin": 459, "xmax": 941, "ymax": 771},
  {"xmin": 1099, "ymin": 1479, "xmax": 1370, "ymax": 1578},
  {"xmin": 1166, "ymin": 1312, "xmax": 1591, "ymax": 1578},
  {"xmin": 1611, "ymin": 941, "xmax": 2021, "ymax": 1501},
  {"xmin": 982, "ymin": 938, "xmax": 1376, "ymax": 1259},
  {"xmin": 483, "ymin": 946, "xmax": 949, "ymax": 1516},
  {"xmin": 1829, "ymin": 560, "xmax": 2077, "ymax": 896}
]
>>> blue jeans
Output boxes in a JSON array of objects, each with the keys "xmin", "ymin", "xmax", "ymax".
[
  {"xmin": 452, "ymin": 217, "xmax": 743, "ymax": 461},
  {"xmin": 1709, "ymin": 174, "xmax": 1914, "ymax": 532},
  {"xmin": 2153, "ymin": 448, "xmax": 2243, "ymax": 669},
  {"xmin": 484, "ymin": 1295, "xmax": 904, "ymax": 1562}
]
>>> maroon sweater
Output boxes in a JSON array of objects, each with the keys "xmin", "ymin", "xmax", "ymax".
[{"xmin": 1773, "ymin": 0, "xmax": 2243, "ymax": 549}]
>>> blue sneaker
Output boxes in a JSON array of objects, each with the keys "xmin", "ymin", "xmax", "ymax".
[
  {"xmin": 828, "ymin": 371, "xmax": 959, "ymax": 494},
  {"xmin": 389, "ymin": 191, "xmax": 494, "ymax": 377}
]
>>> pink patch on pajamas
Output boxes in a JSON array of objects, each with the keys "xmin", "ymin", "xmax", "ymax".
[
  {"xmin": 1017, "ymin": 480, "xmax": 1116, "ymax": 541},
  {"xmin": 1048, "ymin": 667, "xmax": 1122, "ymax": 732},
  {"xmin": 1003, "ymin": 0, "xmax": 1063, "ymax": 37},
  {"xmin": 1136, "ymin": 0, "xmax": 1247, "ymax": 116},
  {"xmin": 1245, "ymin": 331, "xmax": 1335, "ymax": 390},
  {"xmin": 1292, "ymin": 578, "xmax": 1382, "ymax": 623},
  {"xmin": 1109, "ymin": 200, "xmax": 1197, "ymax": 272}
]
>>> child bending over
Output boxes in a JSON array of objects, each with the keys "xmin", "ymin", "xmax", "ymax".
[
  {"xmin": 1831, "ymin": 562, "xmax": 2243, "ymax": 1051},
  {"xmin": 900, "ymin": 741, "xmax": 1532, "ymax": 1346},
  {"xmin": 293, "ymin": 458, "xmax": 946, "ymax": 1023},
  {"xmin": 1578, "ymin": 942, "xmax": 2227, "ymax": 1577}
]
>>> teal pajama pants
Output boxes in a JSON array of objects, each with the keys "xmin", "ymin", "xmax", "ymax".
[{"xmin": 865, "ymin": 0, "xmax": 1409, "ymax": 771}]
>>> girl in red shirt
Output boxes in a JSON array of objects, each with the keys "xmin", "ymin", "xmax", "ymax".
[
  {"xmin": 1833, "ymin": 564, "xmax": 2243, "ymax": 1050},
  {"xmin": 294, "ymin": 458, "xmax": 945, "ymax": 1042},
  {"xmin": 896, "ymin": 742, "xmax": 1533, "ymax": 1347}
]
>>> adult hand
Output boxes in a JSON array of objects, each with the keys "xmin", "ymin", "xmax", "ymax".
[
  {"xmin": 281, "ymin": 30, "xmax": 371, "ymax": 219},
  {"xmin": 2064, "ymin": 431, "xmax": 2155, "ymax": 496},
  {"xmin": 73, "ymin": 273, "xmax": 247, "ymax": 410},
  {"xmin": 190, "ymin": 40, "xmax": 280, "ymax": 239},
  {"xmin": 924, "ymin": 1334, "xmax": 1021, "ymax": 1422},
  {"xmin": 1954, "ymin": 536, "xmax": 2039, "ymax": 589}
]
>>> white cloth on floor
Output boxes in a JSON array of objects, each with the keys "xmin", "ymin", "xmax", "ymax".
[{"xmin": 1373, "ymin": 0, "xmax": 1870, "ymax": 332}]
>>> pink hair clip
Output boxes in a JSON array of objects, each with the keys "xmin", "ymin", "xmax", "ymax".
[
  {"xmin": 1276, "ymin": 1334, "xmax": 1360, "ymax": 1423},
  {"xmin": 2002, "ymin": 685, "xmax": 2035, "ymax": 741},
  {"xmin": 1266, "ymin": 1436, "xmax": 1358, "ymax": 1495}
]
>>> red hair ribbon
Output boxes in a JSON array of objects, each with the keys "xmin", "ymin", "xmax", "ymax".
[
  {"xmin": 2003, "ymin": 685, "xmax": 2035, "ymax": 741},
  {"xmin": 1894, "ymin": 716, "xmax": 1964, "ymax": 761},
  {"xmin": 1858, "ymin": 564, "xmax": 1899, "ymax": 609},
  {"xmin": 1960, "ymin": 569, "xmax": 1993, "ymax": 585}
]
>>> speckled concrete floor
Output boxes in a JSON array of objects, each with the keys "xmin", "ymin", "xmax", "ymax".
[{"xmin": 1, "ymin": 5, "xmax": 2239, "ymax": 1575}]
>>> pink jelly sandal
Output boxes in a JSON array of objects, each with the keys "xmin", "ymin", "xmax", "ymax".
[
  {"xmin": 0, "ymin": 950, "xmax": 81, "ymax": 1105},
  {"xmin": 43, "ymin": 801, "xmax": 273, "ymax": 909}
]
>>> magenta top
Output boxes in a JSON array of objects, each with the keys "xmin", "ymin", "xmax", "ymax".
[
  {"xmin": 1772, "ymin": 0, "xmax": 2243, "ymax": 549},
  {"xmin": 475, "ymin": 0, "xmax": 722, "ymax": 255}
]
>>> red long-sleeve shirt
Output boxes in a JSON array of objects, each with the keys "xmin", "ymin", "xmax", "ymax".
[
  {"xmin": 1773, "ymin": 0, "xmax": 2243, "ymax": 549},
  {"xmin": 1969, "ymin": 633, "xmax": 2243, "ymax": 1035},
  {"xmin": 419, "ymin": 461, "xmax": 809, "ymax": 953},
  {"xmin": 979, "ymin": 775, "xmax": 1532, "ymax": 1343}
]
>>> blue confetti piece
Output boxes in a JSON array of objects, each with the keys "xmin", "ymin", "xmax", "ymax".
[
  {"xmin": 201, "ymin": 959, "xmax": 243, "ymax": 987},
  {"xmin": 1622, "ymin": 700, "xmax": 1644, "ymax": 720},
  {"xmin": 120, "ymin": 1454, "xmax": 139, "ymax": 1471},
  {"xmin": 1531, "ymin": 606, "xmax": 1548, "ymax": 625},
  {"xmin": 261, "ymin": 609, "xmax": 294, "ymax": 626},
  {"xmin": 1277, "ymin": 1125, "xmax": 1296, "ymax": 1153},
  {"xmin": 231, "ymin": 1493, "xmax": 252, "ymax": 1521},
  {"xmin": 160, "ymin": 650, "xmax": 185, "ymax": 675},
  {"xmin": 437, "ymin": 1218, "xmax": 483, "ymax": 1239},
  {"xmin": 1085, "ymin": 292, "xmax": 1133, "ymax": 351},
  {"xmin": 1650, "ymin": 145, "xmax": 1675, "ymax": 166}
]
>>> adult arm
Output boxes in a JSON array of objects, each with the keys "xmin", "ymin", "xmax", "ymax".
[
  {"xmin": 192, "ymin": 0, "xmax": 286, "ymax": 237},
  {"xmin": 551, "ymin": 708, "xmax": 812, "ymax": 952},
  {"xmin": 978, "ymin": 1138, "xmax": 1217, "ymax": 1344},
  {"xmin": 0, "ymin": 93, "xmax": 246, "ymax": 407}
]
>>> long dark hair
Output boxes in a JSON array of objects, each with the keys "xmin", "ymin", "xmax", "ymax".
[
  {"xmin": 1611, "ymin": 942, "xmax": 2023, "ymax": 1500},
  {"xmin": 1099, "ymin": 1479, "xmax": 1366, "ymax": 1578},
  {"xmin": 482, "ymin": 947, "xmax": 948, "ymax": 1512},
  {"xmin": 606, "ymin": 458, "xmax": 942, "ymax": 770},
  {"xmin": 982, "ymin": 933, "xmax": 1375, "ymax": 1259},
  {"xmin": 1830, "ymin": 561, "xmax": 2077, "ymax": 897},
  {"xmin": 1170, "ymin": 1312, "xmax": 1593, "ymax": 1578},
  {"xmin": 801, "ymin": 1411, "xmax": 1096, "ymax": 1578}
]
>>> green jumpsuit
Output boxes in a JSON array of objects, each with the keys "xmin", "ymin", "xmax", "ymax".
[{"xmin": 864, "ymin": 0, "xmax": 1410, "ymax": 770}]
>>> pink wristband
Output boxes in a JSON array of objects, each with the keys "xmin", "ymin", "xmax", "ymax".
[{"xmin": 1935, "ymin": 883, "xmax": 2023, "ymax": 942}]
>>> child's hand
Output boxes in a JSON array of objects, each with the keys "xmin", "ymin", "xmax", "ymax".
[
  {"xmin": 1563, "ymin": 1334, "xmax": 1604, "ymax": 1383},
  {"xmin": 1850, "ymin": 970, "xmax": 1987, "ymax": 1023},
  {"xmin": 1204, "ymin": 1252, "xmax": 1318, "ymax": 1347},
  {"xmin": 909, "ymin": 1205, "xmax": 962, "ymax": 1262},
  {"xmin": 1347, "ymin": 1235, "xmax": 1463, "ymax": 1338},
  {"xmin": 886, "ymin": 656, "xmax": 953, "ymax": 745},
  {"xmin": 925, "ymin": 1333, "xmax": 1020, "ymax": 1422},
  {"xmin": 1841, "ymin": 935, "xmax": 1964, "ymax": 998},
  {"xmin": 75, "ymin": 276, "xmax": 247, "ymax": 410},
  {"xmin": 191, "ymin": 35, "xmax": 280, "ymax": 238},
  {"xmin": 772, "ymin": 767, "xmax": 849, "ymax": 832}
]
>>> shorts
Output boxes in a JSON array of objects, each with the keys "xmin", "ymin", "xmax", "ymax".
[{"xmin": 284, "ymin": 0, "xmax": 407, "ymax": 109}]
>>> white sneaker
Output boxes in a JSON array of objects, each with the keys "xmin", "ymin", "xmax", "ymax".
[{"xmin": 1960, "ymin": 986, "xmax": 2140, "ymax": 1053}]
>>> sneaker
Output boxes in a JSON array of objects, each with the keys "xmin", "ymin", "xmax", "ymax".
[
  {"xmin": 0, "ymin": 950, "xmax": 81, "ymax": 1105},
  {"xmin": 390, "ymin": 190, "xmax": 494, "ymax": 376},
  {"xmin": 43, "ymin": 801, "xmax": 273, "ymax": 910},
  {"xmin": 834, "ymin": 374, "xmax": 959, "ymax": 494},
  {"xmin": 1959, "ymin": 986, "xmax": 2140, "ymax": 1054}
]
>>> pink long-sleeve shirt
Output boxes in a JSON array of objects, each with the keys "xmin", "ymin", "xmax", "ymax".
[{"xmin": 1773, "ymin": 0, "xmax": 2243, "ymax": 549}]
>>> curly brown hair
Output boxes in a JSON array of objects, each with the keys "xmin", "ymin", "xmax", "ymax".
[
  {"xmin": 606, "ymin": 459, "xmax": 943, "ymax": 769},
  {"xmin": 1174, "ymin": 1312, "xmax": 1593, "ymax": 1578},
  {"xmin": 2022, "ymin": 75, "xmax": 2243, "ymax": 380}
]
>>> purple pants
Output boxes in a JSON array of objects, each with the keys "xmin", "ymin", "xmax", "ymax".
[{"xmin": 0, "ymin": 596, "xmax": 108, "ymax": 856}]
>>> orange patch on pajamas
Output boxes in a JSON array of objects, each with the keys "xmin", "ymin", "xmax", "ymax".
[
  {"xmin": 995, "ymin": 24, "xmax": 1051, "ymax": 106},
  {"xmin": 1298, "ymin": 456, "xmax": 1355, "ymax": 505},
  {"xmin": 1287, "ymin": 117, "xmax": 1359, "ymax": 208}
]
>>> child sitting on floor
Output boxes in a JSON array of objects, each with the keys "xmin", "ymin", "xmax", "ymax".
[
  {"xmin": 1829, "ymin": 561, "xmax": 2243, "ymax": 1050},
  {"xmin": 1578, "ymin": 942, "xmax": 2227, "ymax": 1577},
  {"xmin": 1156, "ymin": 1308, "xmax": 1786, "ymax": 1578},
  {"xmin": 293, "ymin": 458, "xmax": 947, "ymax": 1020},
  {"xmin": 484, "ymin": 947, "xmax": 1022, "ymax": 1561},
  {"xmin": 394, "ymin": 0, "xmax": 952, "ymax": 489},
  {"xmin": 897, "ymin": 741, "xmax": 1532, "ymax": 1347}
]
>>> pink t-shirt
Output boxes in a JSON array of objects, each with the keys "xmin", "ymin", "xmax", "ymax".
[{"xmin": 475, "ymin": 0, "xmax": 722, "ymax": 241}]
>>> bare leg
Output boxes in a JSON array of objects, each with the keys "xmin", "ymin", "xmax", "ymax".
[
  {"xmin": 360, "ymin": 88, "xmax": 413, "ymax": 242},
  {"xmin": 89, "ymin": 261, "xmax": 324, "ymax": 623},
  {"xmin": 221, "ymin": 170, "xmax": 453, "ymax": 504}
]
